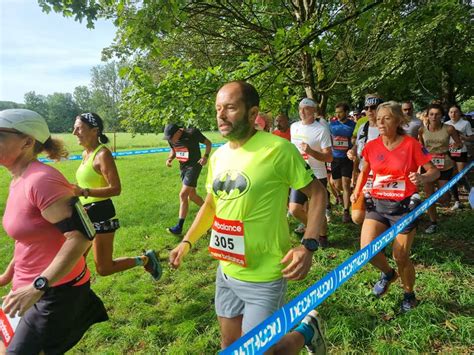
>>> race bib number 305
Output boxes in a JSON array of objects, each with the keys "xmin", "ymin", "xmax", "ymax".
[{"xmin": 209, "ymin": 216, "xmax": 246, "ymax": 267}]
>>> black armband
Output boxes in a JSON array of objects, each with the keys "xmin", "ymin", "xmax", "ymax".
[{"xmin": 54, "ymin": 197, "xmax": 96, "ymax": 240}]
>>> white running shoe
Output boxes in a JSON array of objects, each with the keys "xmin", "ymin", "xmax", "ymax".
[
  {"xmin": 303, "ymin": 310, "xmax": 327, "ymax": 355},
  {"xmin": 424, "ymin": 224, "xmax": 438, "ymax": 234},
  {"xmin": 294, "ymin": 223, "xmax": 306, "ymax": 235},
  {"xmin": 325, "ymin": 209, "xmax": 331, "ymax": 222}
]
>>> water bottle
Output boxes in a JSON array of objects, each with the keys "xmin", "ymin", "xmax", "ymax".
[{"xmin": 408, "ymin": 193, "xmax": 421, "ymax": 211}]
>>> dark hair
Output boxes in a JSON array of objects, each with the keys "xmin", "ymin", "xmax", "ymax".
[
  {"xmin": 33, "ymin": 137, "xmax": 68, "ymax": 161},
  {"xmin": 222, "ymin": 81, "xmax": 260, "ymax": 110},
  {"xmin": 427, "ymin": 103, "xmax": 444, "ymax": 116},
  {"xmin": 335, "ymin": 102, "xmax": 350, "ymax": 112},
  {"xmin": 449, "ymin": 104, "xmax": 462, "ymax": 113},
  {"xmin": 78, "ymin": 112, "xmax": 109, "ymax": 144}
]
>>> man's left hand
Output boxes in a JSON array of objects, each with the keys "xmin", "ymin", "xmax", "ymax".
[
  {"xmin": 280, "ymin": 245, "xmax": 313, "ymax": 280},
  {"xmin": 2, "ymin": 284, "xmax": 44, "ymax": 317},
  {"xmin": 198, "ymin": 156, "xmax": 208, "ymax": 166}
]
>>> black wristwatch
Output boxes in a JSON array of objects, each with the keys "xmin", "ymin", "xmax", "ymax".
[
  {"xmin": 301, "ymin": 238, "xmax": 319, "ymax": 252},
  {"xmin": 33, "ymin": 276, "xmax": 49, "ymax": 292}
]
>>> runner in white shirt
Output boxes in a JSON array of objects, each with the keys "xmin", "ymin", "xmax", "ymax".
[
  {"xmin": 402, "ymin": 101, "xmax": 422, "ymax": 138},
  {"xmin": 444, "ymin": 105, "xmax": 473, "ymax": 210},
  {"xmin": 289, "ymin": 98, "xmax": 333, "ymax": 247}
]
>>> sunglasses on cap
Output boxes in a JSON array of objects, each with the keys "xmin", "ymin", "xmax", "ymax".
[{"xmin": 364, "ymin": 105, "xmax": 378, "ymax": 111}]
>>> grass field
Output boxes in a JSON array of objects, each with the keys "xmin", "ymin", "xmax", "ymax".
[{"xmin": 0, "ymin": 144, "xmax": 473, "ymax": 354}]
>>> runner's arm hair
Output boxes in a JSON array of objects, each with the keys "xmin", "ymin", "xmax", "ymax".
[
  {"xmin": 182, "ymin": 193, "xmax": 215, "ymax": 246},
  {"xmin": 40, "ymin": 195, "xmax": 92, "ymax": 285}
]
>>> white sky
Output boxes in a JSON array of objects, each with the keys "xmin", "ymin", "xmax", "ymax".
[{"xmin": 0, "ymin": 0, "xmax": 116, "ymax": 103}]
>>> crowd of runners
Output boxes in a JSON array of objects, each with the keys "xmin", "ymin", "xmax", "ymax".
[{"xmin": 0, "ymin": 80, "xmax": 472, "ymax": 353}]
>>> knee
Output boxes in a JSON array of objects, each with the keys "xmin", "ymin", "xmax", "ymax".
[
  {"xmin": 221, "ymin": 335, "xmax": 240, "ymax": 349},
  {"xmin": 288, "ymin": 204, "xmax": 302, "ymax": 216},
  {"xmin": 351, "ymin": 210, "xmax": 365, "ymax": 225},
  {"xmin": 393, "ymin": 250, "xmax": 410, "ymax": 266},
  {"xmin": 179, "ymin": 190, "xmax": 190, "ymax": 201}
]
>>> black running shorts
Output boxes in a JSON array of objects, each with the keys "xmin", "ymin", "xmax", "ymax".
[
  {"xmin": 180, "ymin": 163, "xmax": 203, "ymax": 188},
  {"xmin": 7, "ymin": 281, "xmax": 108, "ymax": 354}
]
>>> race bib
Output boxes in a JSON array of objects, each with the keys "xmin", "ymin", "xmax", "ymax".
[
  {"xmin": 362, "ymin": 174, "xmax": 373, "ymax": 193},
  {"xmin": 449, "ymin": 144, "xmax": 461, "ymax": 157},
  {"xmin": 209, "ymin": 216, "xmax": 246, "ymax": 267},
  {"xmin": 371, "ymin": 174, "xmax": 406, "ymax": 199},
  {"xmin": 431, "ymin": 153, "xmax": 445, "ymax": 169},
  {"xmin": 175, "ymin": 147, "xmax": 189, "ymax": 162},
  {"xmin": 333, "ymin": 136, "xmax": 349, "ymax": 150},
  {"xmin": 0, "ymin": 308, "xmax": 20, "ymax": 346}
]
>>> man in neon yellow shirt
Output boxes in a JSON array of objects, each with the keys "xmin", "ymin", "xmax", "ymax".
[{"xmin": 170, "ymin": 81, "xmax": 327, "ymax": 353}]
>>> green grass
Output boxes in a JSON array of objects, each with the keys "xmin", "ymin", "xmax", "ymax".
[
  {"xmin": 52, "ymin": 131, "xmax": 225, "ymax": 155},
  {"xmin": 0, "ymin": 149, "xmax": 473, "ymax": 354}
]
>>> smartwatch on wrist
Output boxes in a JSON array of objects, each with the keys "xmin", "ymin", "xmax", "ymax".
[
  {"xmin": 82, "ymin": 188, "xmax": 90, "ymax": 198},
  {"xmin": 300, "ymin": 237, "xmax": 319, "ymax": 252},
  {"xmin": 33, "ymin": 276, "xmax": 49, "ymax": 292}
]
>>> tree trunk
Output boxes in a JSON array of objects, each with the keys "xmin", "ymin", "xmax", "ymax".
[{"xmin": 441, "ymin": 64, "xmax": 456, "ymax": 109}]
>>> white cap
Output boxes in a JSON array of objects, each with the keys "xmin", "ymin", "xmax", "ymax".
[
  {"xmin": 0, "ymin": 109, "xmax": 50, "ymax": 144},
  {"xmin": 299, "ymin": 98, "xmax": 317, "ymax": 108}
]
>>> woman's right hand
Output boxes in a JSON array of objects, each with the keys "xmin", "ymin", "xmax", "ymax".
[
  {"xmin": 72, "ymin": 184, "xmax": 83, "ymax": 196},
  {"xmin": 347, "ymin": 148, "xmax": 357, "ymax": 161}
]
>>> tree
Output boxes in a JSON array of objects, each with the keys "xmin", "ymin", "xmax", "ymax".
[
  {"xmin": 0, "ymin": 101, "xmax": 24, "ymax": 111},
  {"xmin": 46, "ymin": 92, "xmax": 80, "ymax": 132},
  {"xmin": 24, "ymin": 91, "xmax": 48, "ymax": 118},
  {"xmin": 90, "ymin": 61, "xmax": 128, "ymax": 131},
  {"xmin": 73, "ymin": 85, "xmax": 94, "ymax": 112}
]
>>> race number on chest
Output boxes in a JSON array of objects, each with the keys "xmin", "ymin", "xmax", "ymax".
[
  {"xmin": 209, "ymin": 216, "xmax": 246, "ymax": 267},
  {"xmin": 175, "ymin": 146, "xmax": 189, "ymax": 162},
  {"xmin": 371, "ymin": 174, "xmax": 406, "ymax": 199}
]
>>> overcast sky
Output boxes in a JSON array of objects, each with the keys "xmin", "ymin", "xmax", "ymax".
[{"xmin": 0, "ymin": 0, "xmax": 116, "ymax": 103}]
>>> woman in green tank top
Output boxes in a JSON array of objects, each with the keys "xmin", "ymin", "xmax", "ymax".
[
  {"xmin": 72, "ymin": 113, "xmax": 161, "ymax": 281},
  {"xmin": 418, "ymin": 104, "xmax": 462, "ymax": 234}
]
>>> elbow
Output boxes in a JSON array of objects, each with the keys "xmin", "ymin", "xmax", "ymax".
[{"xmin": 111, "ymin": 185, "xmax": 121, "ymax": 196}]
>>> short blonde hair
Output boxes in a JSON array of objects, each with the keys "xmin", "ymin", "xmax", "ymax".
[{"xmin": 376, "ymin": 101, "xmax": 407, "ymax": 135}]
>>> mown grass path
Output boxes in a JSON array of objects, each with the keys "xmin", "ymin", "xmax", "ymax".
[{"xmin": 0, "ymin": 145, "xmax": 472, "ymax": 353}]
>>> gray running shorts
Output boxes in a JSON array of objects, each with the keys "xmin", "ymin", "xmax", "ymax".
[{"xmin": 215, "ymin": 265, "xmax": 287, "ymax": 333}]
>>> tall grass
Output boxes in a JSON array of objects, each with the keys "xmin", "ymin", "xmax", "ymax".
[{"xmin": 0, "ymin": 148, "xmax": 472, "ymax": 353}]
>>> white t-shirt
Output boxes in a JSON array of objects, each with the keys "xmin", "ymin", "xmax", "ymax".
[
  {"xmin": 291, "ymin": 120, "xmax": 332, "ymax": 179},
  {"xmin": 403, "ymin": 117, "xmax": 422, "ymax": 138},
  {"xmin": 445, "ymin": 118, "xmax": 472, "ymax": 153},
  {"xmin": 356, "ymin": 122, "xmax": 379, "ymax": 170}
]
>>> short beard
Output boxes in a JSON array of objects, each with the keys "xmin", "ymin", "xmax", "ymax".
[{"xmin": 223, "ymin": 110, "xmax": 253, "ymax": 141}]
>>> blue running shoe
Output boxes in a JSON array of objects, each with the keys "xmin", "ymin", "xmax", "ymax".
[
  {"xmin": 166, "ymin": 225, "xmax": 183, "ymax": 236},
  {"xmin": 144, "ymin": 250, "xmax": 162, "ymax": 281},
  {"xmin": 373, "ymin": 269, "xmax": 398, "ymax": 297},
  {"xmin": 401, "ymin": 295, "xmax": 418, "ymax": 313}
]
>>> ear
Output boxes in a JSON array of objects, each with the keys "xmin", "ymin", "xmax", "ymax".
[
  {"xmin": 23, "ymin": 136, "xmax": 35, "ymax": 150},
  {"xmin": 248, "ymin": 106, "xmax": 259, "ymax": 122}
]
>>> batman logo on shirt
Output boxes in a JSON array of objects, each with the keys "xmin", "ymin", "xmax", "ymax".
[{"xmin": 212, "ymin": 170, "xmax": 250, "ymax": 200}]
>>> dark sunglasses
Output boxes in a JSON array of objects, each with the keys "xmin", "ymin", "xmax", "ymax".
[{"xmin": 364, "ymin": 105, "xmax": 378, "ymax": 111}]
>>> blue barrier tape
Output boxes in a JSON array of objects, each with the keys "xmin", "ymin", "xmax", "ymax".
[
  {"xmin": 222, "ymin": 160, "xmax": 473, "ymax": 354},
  {"xmin": 38, "ymin": 143, "xmax": 225, "ymax": 163}
]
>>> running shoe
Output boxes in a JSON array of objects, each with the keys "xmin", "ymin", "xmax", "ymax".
[
  {"xmin": 303, "ymin": 310, "xmax": 327, "ymax": 355},
  {"xmin": 424, "ymin": 224, "xmax": 438, "ymax": 234},
  {"xmin": 166, "ymin": 225, "xmax": 183, "ymax": 236},
  {"xmin": 342, "ymin": 210, "xmax": 351, "ymax": 224},
  {"xmin": 400, "ymin": 296, "xmax": 418, "ymax": 313},
  {"xmin": 143, "ymin": 250, "xmax": 162, "ymax": 281},
  {"xmin": 450, "ymin": 201, "xmax": 461, "ymax": 211},
  {"xmin": 373, "ymin": 269, "xmax": 398, "ymax": 297},
  {"xmin": 294, "ymin": 223, "xmax": 306, "ymax": 235},
  {"xmin": 319, "ymin": 236, "xmax": 329, "ymax": 249}
]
